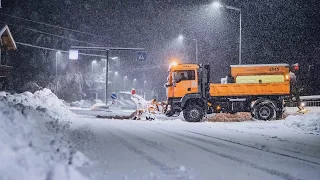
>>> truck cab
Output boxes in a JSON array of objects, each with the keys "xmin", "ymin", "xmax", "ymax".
[
  {"xmin": 166, "ymin": 63, "xmax": 200, "ymax": 98},
  {"xmin": 164, "ymin": 63, "xmax": 210, "ymax": 121}
]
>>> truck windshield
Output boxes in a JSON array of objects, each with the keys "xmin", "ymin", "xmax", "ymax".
[{"xmin": 173, "ymin": 70, "xmax": 195, "ymax": 82}]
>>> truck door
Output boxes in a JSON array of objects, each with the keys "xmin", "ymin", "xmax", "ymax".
[{"xmin": 173, "ymin": 70, "xmax": 198, "ymax": 98}]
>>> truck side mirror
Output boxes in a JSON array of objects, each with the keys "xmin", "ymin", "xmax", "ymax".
[{"xmin": 164, "ymin": 83, "xmax": 172, "ymax": 88}]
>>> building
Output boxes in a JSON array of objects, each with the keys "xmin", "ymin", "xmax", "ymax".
[{"xmin": 0, "ymin": 25, "xmax": 16, "ymax": 91}]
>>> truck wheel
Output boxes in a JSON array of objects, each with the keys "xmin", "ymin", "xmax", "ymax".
[
  {"xmin": 183, "ymin": 105, "xmax": 204, "ymax": 122},
  {"xmin": 254, "ymin": 103, "xmax": 275, "ymax": 121},
  {"xmin": 165, "ymin": 110, "xmax": 173, "ymax": 117}
]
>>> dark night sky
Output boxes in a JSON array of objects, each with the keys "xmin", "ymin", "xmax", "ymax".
[{"xmin": 1, "ymin": 0, "xmax": 320, "ymax": 99}]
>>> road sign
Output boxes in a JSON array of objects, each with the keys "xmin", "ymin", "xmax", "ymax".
[
  {"xmin": 111, "ymin": 93, "xmax": 117, "ymax": 100},
  {"xmin": 69, "ymin": 50, "xmax": 79, "ymax": 60},
  {"xmin": 136, "ymin": 51, "xmax": 147, "ymax": 62}
]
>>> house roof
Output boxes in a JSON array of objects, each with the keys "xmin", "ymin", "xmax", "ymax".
[{"xmin": 0, "ymin": 25, "xmax": 17, "ymax": 50}]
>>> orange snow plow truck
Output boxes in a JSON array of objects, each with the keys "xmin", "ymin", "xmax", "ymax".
[{"xmin": 164, "ymin": 63, "xmax": 297, "ymax": 122}]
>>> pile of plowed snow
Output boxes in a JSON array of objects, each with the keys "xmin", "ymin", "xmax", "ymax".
[
  {"xmin": 0, "ymin": 89, "xmax": 89, "ymax": 180},
  {"xmin": 284, "ymin": 113, "xmax": 320, "ymax": 133},
  {"xmin": 207, "ymin": 112, "xmax": 252, "ymax": 122}
]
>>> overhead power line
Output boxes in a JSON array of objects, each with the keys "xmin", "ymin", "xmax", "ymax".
[
  {"xmin": 0, "ymin": 21, "xmax": 102, "ymax": 46},
  {"xmin": 0, "ymin": 12, "xmax": 109, "ymax": 39},
  {"xmin": 16, "ymin": 42, "xmax": 108, "ymax": 58}
]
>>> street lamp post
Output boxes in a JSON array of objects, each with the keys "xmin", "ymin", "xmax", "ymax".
[
  {"xmin": 143, "ymin": 80, "xmax": 147, "ymax": 99},
  {"xmin": 195, "ymin": 39, "xmax": 198, "ymax": 64},
  {"xmin": 91, "ymin": 60, "xmax": 97, "ymax": 75},
  {"xmin": 91, "ymin": 60, "xmax": 97, "ymax": 100},
  {"xmin": 102, "ymin": 58, "xmax": 107, "ymax": 103},
  {"xmin": 55, "ymin": 51, "xmax": 61, "ymax": 77},
  {"xmin": 178, "ymin": 35, "xmax": 199, "ymax": 64},
  {"xmin": 124, "ymin": 76, "xmax": 128, "ymax": 91},
  {"xmin": 55, "ymin": 51, "xmax": 61, "ymax": 93},
  {"xmin": 212, "ymin": 2, "xmax": 242, "ymax": 64},
  {"xmin": 106, "ymin": 51, "xmax": 109, "ymax": 104},
  {"xmin": 133, "ymin": 79, "xmax": 137, "ymax": 89},
  {"xmin": 113, "ymin": 71, "xmax": 119, "ymax": 92}
]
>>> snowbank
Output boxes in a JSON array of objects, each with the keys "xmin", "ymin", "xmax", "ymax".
[
  {"xmin": 5, "ymin": 88, "xmax": 76, "ymax": 121},
  {"xmin": 0, "ymin": 89, "xmax": 89, "ymax": 180},
  {"xmin": 284, "ymin": 113, "xmax": 320, "ymax": 133}
]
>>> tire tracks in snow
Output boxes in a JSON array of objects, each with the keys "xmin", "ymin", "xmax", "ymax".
[
  {"xmin": 141, "ymin": 127, "xmax": 300, "ymax": 180},
  {"xmin": 109, "ymin": 124, "xmax": 177, "ymax": 155},
  {"xmin": 106, "ymin": 126, "xmax": 193, "ymax": 180},
  {"xmin": 185, "ymin": 130, "xmax": 320, "ymax": 166},
  {"xmin": 223, "ymin": 127, "xmax": 320, "ymax": 150}
]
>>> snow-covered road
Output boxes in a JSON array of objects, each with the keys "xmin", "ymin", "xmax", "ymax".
[
  {"xmin": 2, "ymin": 89, "xmax": 319, "ymax": 180},
  {"xmin": 70, "ymin": 117, "xmax": 320, "ymax": 180}
]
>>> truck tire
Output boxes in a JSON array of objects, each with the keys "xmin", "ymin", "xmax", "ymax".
[
  {"xmin": 183, "ymin": 105, "xmax": 204, "ymax": 122},
  {"xmin": 254, "ymin": 103, "xmax": 275, "ymax": 121}
]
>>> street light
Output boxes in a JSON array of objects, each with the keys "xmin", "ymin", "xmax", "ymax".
[
  {"xmin": 212, "ymin": 1, "xmax": 223, "ymax": 8},
  {"xmin": 178, "ymin": 35, "xmax": 199, "ymax": 64},
  {"xmin": 212, "ymin": 1, "xmax": 242, "ymax": 64}
]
